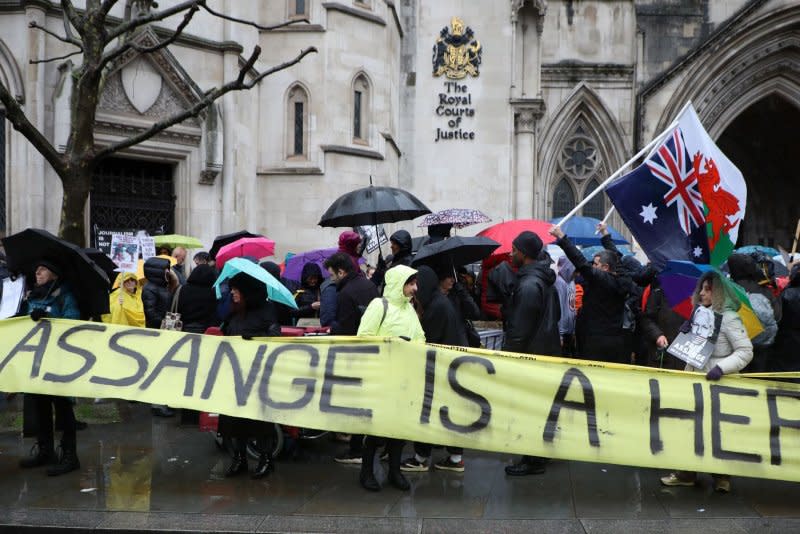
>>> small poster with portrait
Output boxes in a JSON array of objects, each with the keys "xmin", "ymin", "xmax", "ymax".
[
  {"xmin": 110, "ymin": 233, "xmax": 140, "ymax": 273},
  {"xmin": 667, "ymin": 331, "xmax": 715, "ymax": 369}
]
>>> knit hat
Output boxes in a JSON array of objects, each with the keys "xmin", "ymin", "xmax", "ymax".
[
  {"xmin": 512, "ymin": 231, "xmax": 543, "ymax": 260},
  {"xmin": 35, "ymin": 259, "xmax": 62, "ymax": 278}
]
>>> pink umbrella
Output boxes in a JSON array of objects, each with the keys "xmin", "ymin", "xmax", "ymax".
[{"xmin": 215, "ymin": 237, "xmax": 275, "ymax": 268}]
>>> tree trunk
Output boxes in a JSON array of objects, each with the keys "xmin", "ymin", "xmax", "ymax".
[{"xmin": 58, "ymin": 168, "xmax": 92, "ymax": 247}]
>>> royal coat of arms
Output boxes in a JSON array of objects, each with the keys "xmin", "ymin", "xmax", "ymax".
[{"xmin": 432, "ymin": 17, "xmax": 482, "ymax": 79}]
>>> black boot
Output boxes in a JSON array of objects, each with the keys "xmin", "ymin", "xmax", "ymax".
[
  {"xmin": 251, "ymin": 453, "xmax": 274, "ymax": 479},
  {"xmin": 225, "ymin": 440, "xmax": 248, "ymax": 477},
  {"xmin": 46, "ymin": 438, "xmax": 80, "ymax": 476},
  {"xmin": 504, "ymin": 455, "xmax": 547, "ymax": 476},
  {"xmin": 387, "ymin": 440, "xmax": 410, "ymax": 491},
  {"xmin": 19, "ymin": 442, "xmax": 56, "ymax": 469},
  {"xmin": 359, "ymin": 442, "xmax": 380, "ymax": 492}
]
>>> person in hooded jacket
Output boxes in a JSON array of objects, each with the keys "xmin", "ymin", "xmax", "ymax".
[
  {"xmin": 387, "ymin": 230, "xmax": 414, "ymax": 268},
  {"xmin": 174, "ymin": 264, "xmax": 219, "ymax": 334},
  {"xmin": 141, "ymin": 256, "xmax": 179, "ymax": 417},
  {"xmin": 357, "ymin": 265, "xmax": 425, "ymax": 492},
  {"xmin": 555, "ymin": 255, "xmax": 577, "ymax": 357},
  {"xmin": 727, "ymin": 253, "xmax": 779, "ymax": 372},
  {"xmin": 502, "ymin": 232, "xmax": 561, "ymax": 477},
  {"xmin": 338, "ymin": 230, "xmax": 363, "ymax": 271},
  {"xmin": 292, "ymin": 262, "xmax": 322, "ymax": 319},
  {"xmin": 550, "ymin": 225, "xmax": 632, "ymax": 364},
  {"xmin": 218, "ymin": 272, "xmax": 282, "ymax": 479},
  {"xmin": 400, "ymin": 265, "xmax": 467, "ymax": 473},
  {"xmin": 660, "ymin": 270, "xmax": 752, "ymax": 493},
  {"xmin": 19, "ymin": 259, "xmax": 81, "ymax": 476},
  {"xmin": 103, "ymin": 272, "xmax": 145, "ymax": 327},
  {"xmin": 770, "ymin": 263, "xmax": 800, "ymax": 374}
]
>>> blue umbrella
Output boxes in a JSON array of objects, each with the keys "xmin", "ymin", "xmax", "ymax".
[
  {"xmin": 214, "ymin": 257, "xmax": 298, "ymax": 309},
  {"xmin": 550, "ymin": 216, "xmax": 628, "ymax": 246},
  {"xmin": 580, "ymin": 245, "xmax": 634, "ymax": 261},
  {"xmin": 734, "ymin": 245, "xmax": 780, "ymax": 257}
]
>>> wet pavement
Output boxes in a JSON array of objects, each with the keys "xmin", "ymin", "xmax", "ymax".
[{"xmin": 0, "ymin": 403, "xmax": 798, "ymax": 533}]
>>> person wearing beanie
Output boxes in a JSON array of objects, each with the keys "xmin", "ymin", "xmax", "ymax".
[
  {"xmin": 550, "ymin": 225, "xmax": 632, "ymax": 364},
  {"xmin": 502, "ymin": 232, "xmax": 561, "ymax": 477},
  {"xmin": 19, "ymin": 259, "xmax": 82, "ymax": 477}
]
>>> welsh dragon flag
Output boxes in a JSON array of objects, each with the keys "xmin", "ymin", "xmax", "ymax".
[{"xmin": 606, "ymin": 104, "xmax": 746, "ymax": 269}]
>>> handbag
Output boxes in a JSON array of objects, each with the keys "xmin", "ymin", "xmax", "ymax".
[
  {"xmin": 464, "ymin": 319, "xmax": 482, "ymax": 348},
  {"xmin": 160, "ymin": 286, "xmax": 183, "ymax": 331}
]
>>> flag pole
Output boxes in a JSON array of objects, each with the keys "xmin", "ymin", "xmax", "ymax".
[{"xmin": 555, "ymin": 100, "xmax": 694, "ymax": 229}]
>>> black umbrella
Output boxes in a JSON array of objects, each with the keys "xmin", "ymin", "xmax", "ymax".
[
  {"xmin": 209, "ymin": 230, "xmax": 263, "ymax": 259},
  {"xmin": 318, "ymin": 185, "xmax": 431, "ymax": 228},
  {"xmin": 1, "ymin": 229, "xmax": 110, "ymax": 317},
  {"xmin": 411, "ymin": 236, "xmax": 500, "ymax": 269},
  {"xmin": 84, "ymin": 248, "xmax": 118, "ymax": 287}
]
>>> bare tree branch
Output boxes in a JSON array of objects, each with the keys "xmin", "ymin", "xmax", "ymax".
[
  {"xmin": 28, "ymin": 20, "xmax": 83, "ymax": 48},
  {"xmin": 129, "ymin": 4, "xmax": 199, "ymax": 55},
  {"xmin": 94, "ymin": 45, "xmax": 317, "ymax": 159},
  {"xmin": 62, "ymin": 0, "xmax": 85, "ymax": 36},
  {"xmin": 0, "ymin": 80, "xmax": 66, "ymax": 175},
  {"xmin": 244, "ymin": 47, "xmax": 318, "ymax": 88},
  {"xmin": 30, "ymin": 50, "xmax": 84, "ymax": 64},
  {"xmin": 107, "ymin": 0, "xmax": 201, "ymax": 41},
  {"xmin": 201, "ymin": 3, "xmax": 310, "ymax": 31},
  {"xmin": 99, "ymin": 0, "xmax": 119, "ymax": 17}
]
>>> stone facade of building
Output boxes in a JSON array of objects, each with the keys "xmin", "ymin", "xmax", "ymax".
[{"xmin": 0, "ymin": 0, "xmax": 797, "ymax": 257}]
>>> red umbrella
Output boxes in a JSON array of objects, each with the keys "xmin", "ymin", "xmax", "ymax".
[
  {"xmin": 477, "ymin": 219, "xmax": 555, "ymax": 259},
  {"xmin": 215, "ymin": 237, "xmax": 275, "ymax": 268}
]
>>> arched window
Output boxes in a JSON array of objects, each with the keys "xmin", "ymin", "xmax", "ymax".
[
  {"xmin": 552, "ymin": 179, "xmax": 575, "ymax": 218},
  {"xmin": 353, "ymin": 74, "xmax": 370, "ymax": 144},
  {"xmin": 288, "ymin": 0, "xmax": 308, "ymax": 19},
  {"xmin": 582, "ymin": 179, "xmax": 605, "ymax": 219},
  {"xmin": 286, "ymin": 84, "xmax": 309, "ymax": 159}
]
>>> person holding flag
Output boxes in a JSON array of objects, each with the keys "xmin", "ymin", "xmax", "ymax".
[{"xmin": 605, "ymin": 103, "xmax": 746, "ymax": 270}]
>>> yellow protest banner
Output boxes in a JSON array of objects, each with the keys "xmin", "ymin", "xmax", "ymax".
[{"xmin": 0, "ymin": 317, "xmax": 799, "ymax": 482}]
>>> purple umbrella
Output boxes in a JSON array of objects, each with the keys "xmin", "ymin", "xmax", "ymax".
[{"xmin": 283, "ymin": 247, "xmax": 365, "ymax": 282}]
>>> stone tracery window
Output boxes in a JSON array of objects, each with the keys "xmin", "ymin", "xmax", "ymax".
[
  {"xmin": 289, "ymin": 0, "xmax": 308, "ymax": 18},
  {"xmin": 551, "ymin": 121, "xmax": 607, "ymax": 218},
  {"xmin": 552, "ymin": 179, "xmax": 575, "ymax": 218}
]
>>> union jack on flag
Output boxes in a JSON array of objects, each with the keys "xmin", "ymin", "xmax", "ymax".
[{"xmin": 645, "ymin": 128, "xmax": 705, "ymax": 236}]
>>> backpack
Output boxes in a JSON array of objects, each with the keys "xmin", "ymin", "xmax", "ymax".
[{"xmin": 748, "ymin": 292, "xmax": 777, "ymax": 347}]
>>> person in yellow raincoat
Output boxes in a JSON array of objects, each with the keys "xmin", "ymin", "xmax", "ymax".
[{"xmin": 103, "ymin": 272, "xmax": 145, "ymax": 327}]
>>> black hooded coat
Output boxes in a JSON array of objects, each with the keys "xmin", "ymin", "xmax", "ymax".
[
  {"xmin": 293, "ymin": 263, "xmax": 322, "ymax": 318},
  {"xmin": 502, "ymin": 261, "xmax": 561, "ymax": 356},
  {"xmin": 388, "ymin": 230, "xmax": 413, "ymax": 267},
  {"xmin": 416, "ymin": 266, "xmax": 467, "ymax": 346},
  {"xmin": 175, "ymin": 265, "xmax": 219, "ymax": 333}
]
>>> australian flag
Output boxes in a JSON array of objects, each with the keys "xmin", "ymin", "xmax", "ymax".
[{"xmin": 606, "ymin": 128, "xmax": 710, "ymax": 270}]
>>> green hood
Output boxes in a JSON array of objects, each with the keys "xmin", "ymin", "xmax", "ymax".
[{"xmin": 384, "ymin": 264, "xmax": 417, "ymax": 305}]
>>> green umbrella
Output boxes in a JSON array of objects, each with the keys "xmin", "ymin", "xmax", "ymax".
[
  {"xmin": 213, "ymin": 257, "xmax": 298, "ymax": 310},
  {"xmin": 153, "ymin": 234, "xmax": 204, "ymax": 249}
]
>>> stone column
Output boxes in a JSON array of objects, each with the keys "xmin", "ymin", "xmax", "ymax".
[
  {"xmin": 511, "ymin": 100, "xmax": 545, "ymax": 219},
  {"xmin": 25, "ymin": 4, "xmax": 46, "ymax": 229}
]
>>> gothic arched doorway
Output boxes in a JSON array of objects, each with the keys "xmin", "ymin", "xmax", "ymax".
[{"xmin": 716, "ymin": 94, "xmax": 799, "ymax": 249}]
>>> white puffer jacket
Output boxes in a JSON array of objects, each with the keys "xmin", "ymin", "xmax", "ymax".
[{"xmin": 685, "ymin": 273, "xmax": 753, "ymax": 374}]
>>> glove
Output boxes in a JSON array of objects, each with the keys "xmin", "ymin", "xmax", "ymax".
[
  {"xmin": 30, "ymin": 308, "xmax": 48, "ymax": 321},
  {"xmin": 679, "ymin": 320, "xmax": 692, "ymax": 334},
  {"xmin": 705, "ymin": 365, "xmax": 724, "ymax": 381}
]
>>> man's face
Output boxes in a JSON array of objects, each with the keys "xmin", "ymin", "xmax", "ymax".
[
  {"xmin": 327, "ymin": 267, "xmax": 345, "ymax": 283},
  {"xmin": 173, "ymin": 248, "xmax": 186, "ymax": 264},
  {"xmin": 439, "ymin": 275, "xmax": 455, "ymax": 293},
  {"xmin": 403, "ymin": 279, "xmax": 417, "ymax": 298},
  {"xmin": 510, "ymin": 246, "xmax": 524, "ymax": 267},
  {"xmin": 592, "ymin": 256, "xmax": 610, "ymax": 272},
  {"xmin": 194, "ymin": 257, "xmax": 207, "ymax": 266}
]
